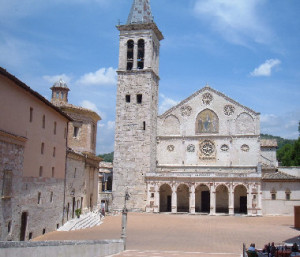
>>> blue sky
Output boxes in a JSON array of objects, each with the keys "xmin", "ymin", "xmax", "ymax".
[{"xmin": 0, "ymin": 0, "xmax": 299, "ymax": 154}]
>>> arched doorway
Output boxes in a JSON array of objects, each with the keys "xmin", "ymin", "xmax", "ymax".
[
  {"xmin": 159, "ymin": 184, "xmax": 172, "ymax": 212},
  {"xmin": 216, "ymin": 184, "xmax": 229, "ymax": 213},
  {"xmin": 177, "ymin": 184, "xmax": 189, "ymax": 212},
  {"xmin": 195, "ymin": 184, "xmax": 210, "ymax": 213},
  {"xmin": 234, "ymin": 185, "xmax": 247, "ymax": 214}
]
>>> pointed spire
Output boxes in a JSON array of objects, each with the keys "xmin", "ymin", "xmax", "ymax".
[{"xmin": 127, "ymin": 0, "xmax": 154, "ymax": 24}]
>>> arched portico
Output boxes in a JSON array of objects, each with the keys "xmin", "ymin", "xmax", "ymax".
[
  {"xmin": 177, "ymin": 184, "xmax": 189, "ymax": 212},
  {"xmin": 216, "ymin": 184, "xmax": 229, "ymax": 213},
  {"xmin": 195, "ymin": 184, "xmax": 210, "ymax": 213},
  {"xmin": 234, "ymin": 185, "xmax": 247, "ymax": 214},
  {"xmin": 159, "ymin": 184, "xmax": 172, "ymax": 212}
]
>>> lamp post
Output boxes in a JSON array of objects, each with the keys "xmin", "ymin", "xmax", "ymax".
[{"xmin": 121, "ymin": 191, "xmax": 130, "ymax": 250}]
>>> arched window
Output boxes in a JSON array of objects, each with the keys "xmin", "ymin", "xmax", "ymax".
[
  {"xmin": 195, "ymin": 109, "xmax": 219, "ymax": 134},
  {"xmin": 137, "ymin": 39, "xmax": 145, "ymax": 69},
  {"xmin": 127, "ymin": 40, "xmax": 134, "ymax": 70}
]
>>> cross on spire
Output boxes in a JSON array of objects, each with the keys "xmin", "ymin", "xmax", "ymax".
[{"xmin": 127, "ymin": 0, "xmax": 154, "ymax": 24}]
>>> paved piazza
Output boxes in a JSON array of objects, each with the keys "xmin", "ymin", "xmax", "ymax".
[{"xmin": 35, "ymin": 213, "xmax": 299, "ymax": 256}]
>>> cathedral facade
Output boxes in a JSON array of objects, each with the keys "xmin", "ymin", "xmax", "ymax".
[{"xmin": 112, "ymin": 0, "xmax": 300, "ymax": 216}]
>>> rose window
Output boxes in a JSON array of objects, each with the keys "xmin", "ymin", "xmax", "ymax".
[
  {"xmin": 200, "ymin": 140, "xmax": 215, "ymax": 156},
  {"xmin": 202, "ymin": 93, "xmax": 213, "ymax": 105},
  {"xmin": 181, "ymin": 105, "xmax": 192, "ymax": 116},
  {"xmin": 224, "ymin": 105, "xmax": 235, "ymax": 116},
  {"xmin": 187, "ymin": 144, "xmax": 195, "ymax": 152},
  {"xmin": 221, "ymin": 144, "xmax": 229, "ymax": 152}
]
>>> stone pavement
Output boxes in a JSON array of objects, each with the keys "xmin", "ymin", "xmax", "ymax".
[{"xmin": 35, "ymin": 213, "xmax": 299, "ymax": 257}]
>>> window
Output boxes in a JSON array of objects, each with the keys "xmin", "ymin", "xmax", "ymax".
[
  {"xmin": 127, "ymin": 40, "xmax": 134, "ymax": 70},
  {"xmin": 143, "ymin": 121, "xmax": 146, "ymax": 130},
  {"xmin": 42, "ymin": 228, "xmax": 46, "ymax": 235},
  {"xmin": 151, "ymin": 193, "xmax": 154, "ymax": 198},
  {"xmin": 2, "ymin": 170, "xmax": 12, "ymax": 198},
  {"xmin": 271, "ymin": 193, "xmax": 276, "ymax": 200},
  {"xmin": 51, "ymin": 167, "xmax": 55, "ymax": 178},
  {"xmin": 53, "ymin": 147, "xmax": 56, "ymax": 157},
  {"xmin": 137, "ymin": 39, "xmax": 145, "ymax": 69},
  {"xmin": 29, "ymin": 232, "xmax": 33, "ymax": 240},
  {"xmin": 286, "ymin": 193, "xmax": 291, "ymax": 200},
  {"xmin": 42, "ymin": 115, "xmax": 45, "ymax": 129},
  {"xmin": 137, "ymin": 94, "xmax": 142, "ymax": 104},
  {"xmin": 126, "ymin": 95, "xmax": 131, "ymax": 103},
  {"xmin": 39, "ymin": 166, "xmax": 43, "ymax": 177},
  {"xmin": 61, "ymin": 92, "xmax": 64, "ymax": 100},
  {"xmin": 41, "ymin": 143, "xmax": 44, "ymax": 154},
  {"xmin": 56, "ymin": 92, "xmax": 60, "ymax": 99},
  {"xmin": 73, "ymin": 126, "xmax": 79, "ymax": 138},
  {"xmin": 8, "ymin": 221, "xmax": 11, "ymax": 233},
  {"xmin": 50, "ymin": 192, "xmax": 53, "ymax": 202},
  {"xmin": 54, "ymin": 122, "xmax": 57, "ymax": 135},
  {"xmin": 30, "ymin": 107, "xmax": 33, "ymax": 122},
  {"xmin": 38, "ymin": 192, "xmax": 41, "ymax": 204}
]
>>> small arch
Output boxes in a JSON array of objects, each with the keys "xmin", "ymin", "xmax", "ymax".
[
  {"xmin": 159, "ymin": 184, "xmax": 172, "ymax": 212},
  {"xmin": 195, "ymin": 184, "xmax": 210, "ymax": 213},
  {"xmin": 127, "ymin": 40, "xmax": 134, "ymax": 70},
  {"xmin": 177, "ymin": 184, "xmax": 189, "ymax": 212},
  {"xmin": 195, "ymin": 109, "xmax": 219, "ymax": 134},
  {"xmin": 234, "ymin": 184, "xmax": 247, "ymax": 214},
  {"xmin": 137, "ymin": 39, "xmax": 145, "ymax": 69},
  {"xmin": 235, "ymin": 112, "xmax": 255, "ymax": 134},
  {"xmin": 216, "ymin": 184, "xmax": 229, "ymax": 213},
  {"xmin": 163, "ymin": 115, "xmax": 180, "ymax": 135}
]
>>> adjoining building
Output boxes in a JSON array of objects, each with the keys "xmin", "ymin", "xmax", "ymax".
[
  {"xmin": 0, "ymin": 67, "xmax": 71, "ymax": 241},
  {"xmin": 98, "ymin": 162, "xmax": 113, "ymax": 213},
  {"xmin": 112, "ymin": 0, "xmax": 300, "ymax": 215},
  {"xmin": 50, "ymin": 79, "xmax": 102, "ymax": 221},
  {"xmin": 0, "ymin": 68, "xmax": 102, "ymax": 241}
]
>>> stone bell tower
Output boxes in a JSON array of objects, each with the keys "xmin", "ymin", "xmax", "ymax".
[{"xmin": 112, "ymin": 0, "xmax": 163, "ymax": 211}]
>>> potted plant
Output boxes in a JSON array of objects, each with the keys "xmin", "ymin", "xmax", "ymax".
[{"xmin": 75, "ymin": 209, "xmax": 81, "ymax": 218}]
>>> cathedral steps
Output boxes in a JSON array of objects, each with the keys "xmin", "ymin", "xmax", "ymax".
[{"xmin": 58, "ymin": 212, "xmax": 103, "ymax": 231}]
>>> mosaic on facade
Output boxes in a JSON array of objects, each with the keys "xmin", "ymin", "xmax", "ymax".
[{"xmin": 195, "ymin": 109, "xmax": 219, "ymax": 133}]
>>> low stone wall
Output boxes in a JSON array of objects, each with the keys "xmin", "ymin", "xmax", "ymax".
[{"xmin": 0, "ymin": 239, "xmax": 124, "ymax": 257}]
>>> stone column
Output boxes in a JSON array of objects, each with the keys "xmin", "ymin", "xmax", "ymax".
[
  {"xmin": 229, "ymin": 183, "xmax": 234, "ymax": 215},
  {"xmin": 154, "ymin": 184, "xmax": 159, "ymax": 213},
  {"xmin": 172, "ymin": 184, "xmax": 177, "ymax": 213},
  {"xmin": 189, "ymin": 184, "xmax": 195, "ymax": 214},
  {"xmin": 210, "ymin": 184, "xmax": 216, "ymax": 215},
  {"xmin": 247, "ymin": 184, "xmax": 252, "ymax": 216},
  {"xmin": 133, "ymin": 42, "xmax": 138, "ymax": 70},
  {"xmin": 257, "ymin": 183, "xmax": 262, "ymax": 216},
  {"xmin": 145, "ymin": 183, "xmax": 151, "ymax": 213}
]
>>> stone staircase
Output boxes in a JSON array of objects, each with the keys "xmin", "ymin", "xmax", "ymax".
[{"xmin": 58, "ymin": 211, "xmax": 103, "ymax": 231}]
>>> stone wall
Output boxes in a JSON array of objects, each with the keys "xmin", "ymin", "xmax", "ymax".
[
  {"xmin": 262, "ymin": 181, "xmax": 300, "ymax": 215},
  {"xmin": 0, "ymin": 240, "xmax": 124, "ymax": 257},
  {"xmin": 0, "ymin": 137, "xmax": 24, "ymax": 241}
]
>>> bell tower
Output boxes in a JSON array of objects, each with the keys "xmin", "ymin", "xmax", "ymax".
[{"xmin": 112, "ymin": 0, "xmax": 163, "ymax": 211}]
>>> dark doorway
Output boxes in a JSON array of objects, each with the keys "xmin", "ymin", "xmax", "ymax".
[
  {"xmin": 240, "ymin": 196, "xmax": 247, "ymax": 214},
  {"xmin": 167, "ymin": 195, "xmax": 171, "ymax": 212},
  {"xmin": 20, "ymin": 212, "xmax": 28, "ymax": 241},
  {"xmin": 201, "ymin": 191, "xmax": 210, "ymax": 213},
  {"xmin": 72, "ymin": 197, "xmax": 75, "ymax": 218}
]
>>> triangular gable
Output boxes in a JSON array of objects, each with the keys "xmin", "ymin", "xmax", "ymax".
[{"xmin": 159, "ymin": 86, "xmax": 260, "ymax": 118}]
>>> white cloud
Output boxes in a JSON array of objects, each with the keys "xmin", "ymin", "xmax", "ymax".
[
  {"xmin": 261, "ymin": 111, "xmax": 299, "ymax": 139},
  {"xmin": 43, "ymin": 74, "xmax": 72, "ymax": 85},
  {"xmin": 80, "ymin": 100, "xmax": 106, "ymax": 119},
  {"xmin": 159, "ymin": 94, "xmax": 179, "ymax": 115},
  {"xmin": 193, "ymin": 0, "xmax": 271, "ymax": 46},
  {"xmin": 250, "ymin": 59, "xmax": 281, "ymax": 77},
  {"xmin": 76, "ymin": 67, "xmax": 117, "ymax": 86},
  {"xmin": 107, "ymin": 121, "xmax": 115, "ymax": 130}
]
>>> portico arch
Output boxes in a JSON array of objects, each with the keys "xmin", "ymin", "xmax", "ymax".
[
  {"xmin": 159, "ymin": 184, "xmax": 172, "ymax": 212},
  {"xmin": 234, "ymin": 185, "xmax": 247, "ymax": 214},
  {"xmin": 216, "ymin": 184, "xmax": 229, "ymax": 213},
  {"xmin": 195, "ymin": 184, "xmax": 210, "ymax": 213},
  {"xmin": 177, "ymin": 184, "xmax": 189, "ymax": 212}
]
